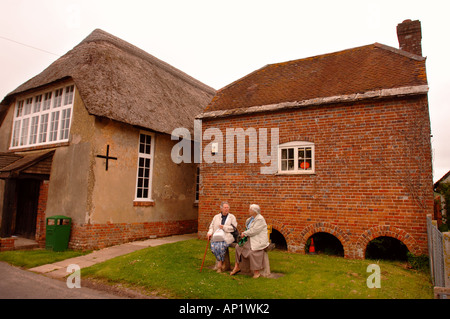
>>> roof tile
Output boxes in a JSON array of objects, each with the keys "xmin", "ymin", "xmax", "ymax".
[{"xmin": 205, "ymin": 43, "xmax": 427, "ymax": 112}]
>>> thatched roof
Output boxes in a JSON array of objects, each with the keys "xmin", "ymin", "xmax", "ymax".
[{"xmin": 1, "ymin": 29, "xmax": 215, "ymax": 135}]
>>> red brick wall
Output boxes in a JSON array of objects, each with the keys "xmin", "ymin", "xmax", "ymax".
[
  {"xmin": 35, "ymin": 180, "xmax": 49, "ymax": 247},
  {"xmin": 0, "ymin": 237, "xmax": 14, "ymax": 251},
  {"xmin": 68, "ymin": 219, "xmax": 197, "ymax": 250},
  {"xmin": 198, "ymin": 96, "xmax": 433, "ymax": 258},
  {"xmin": 36, "ymin": 180, "xmax": 197, "ymax": 251}
]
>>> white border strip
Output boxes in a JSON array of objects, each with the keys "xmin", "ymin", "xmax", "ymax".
[{"xmin": 197, "ymin": 85, "xmax": 429, "ymax": 120}]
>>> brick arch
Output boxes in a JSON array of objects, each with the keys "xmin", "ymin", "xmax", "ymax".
[
  {"xmin": 264, "ymin": 217, "xmax": 295, "ymax": 250},
  {"xmin": 279, "ymin": 136, "xmax": 315, "ymax": 145},
  {"xmin": 299, "ymin": 222, "xmax": 351, "ymax": 257},
  {"xmin": 355, "ymin": 225, "xmax": 421, "ymax": 259}
]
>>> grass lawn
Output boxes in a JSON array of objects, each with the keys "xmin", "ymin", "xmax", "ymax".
[
  {"xmin": 0, "ymin": 249, "xmax": 89, "ymax": 269},
  {"xmin": 81, "ymin": 239, "xmax": 433, "ymax": 299}
]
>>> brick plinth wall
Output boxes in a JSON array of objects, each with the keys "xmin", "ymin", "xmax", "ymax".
[
  {"xmin": 68, "ymin": 219, "xmax": 197, "ymax": 250},
  {"xmin": 35, "ymin": 180, "xmax": 49, "ymax": 247},
  {"xmin": 198, "ymin": 96, "xmax": 433, "ymax": 259},
  {"xmin": 0, "ymin": 237, "xmax": 15, "ymax": 251}
]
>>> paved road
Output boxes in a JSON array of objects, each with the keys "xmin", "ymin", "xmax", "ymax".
[{"xmin": 0, "ymin": 261, "xmax": 126, "ymax": 299}]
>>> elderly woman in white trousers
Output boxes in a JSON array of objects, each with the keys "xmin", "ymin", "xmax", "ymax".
[
  {"xmin": 230, "ymin": 204, "xmax": 269, "ymax": 278},
  {"xmin": 207, "ymin": 202, "xmax": 238, "ymax": 272}
]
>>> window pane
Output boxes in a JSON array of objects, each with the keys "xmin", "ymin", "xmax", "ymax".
[
  {"xmin": 288, "ymin": 159, "xmax": 294, "ymax": 170},
  {"xmin": 281, "ymin": 160, "xmax": 287, "ymax": 171},
  {"xmin": 298, "ymin": 148, "xmax": 305, "ymax": 159},
  {"xmin": 136, "ymin": 133, "xmax": 153, "ymax": 200},
  {"xmin": 20, "ymin": 118, "xmax": 29, "ymax": 146},
  {"xmin": 64, "ymin": 85, "xmax": 74, "ymax": 105},
  {"xmin": 281, "ymin": 149, "xmax": 287, "ymax": 160},
  {"xmin": 305, "ymin": 159, "xmax": 312, "ymax": 170},
  {"xmin": 24, "ymin": 98, "xmax": 32, "ymax": 115},
  {"xmin": 43, "ymin": 92, "xmax": 52, "ymax": 111},
  {"xmin": 54, "ymin": 89, "xmax": 63, "ymax": 108},
  {"xmin": 16, "ymin": 101, "xmax": 24, "ymax": 117},
  {"xmin": 59, "ymin": 108, "xmax": 71, "ymax": 140},
  {"xmin": 34, "ymin": 95, "xmax": 42, "ymax": 113},
  {"xmin": 138, "ymin": 134, "xmax": 152, "ymax": 155},
  {"xmin": 39, "ymin": 114, "xmax": 49, "ymax": 143},
  {"xmin": 49, "ymin": 111, "xmax": 60, "ymax": 141},
  {"xmin": 12, "ymin": 120, "xmax": 21, "ymax": 147},
  {"xmin": 288, "ymin": 148, "xmax": 294, "ymax": 159},
  {"xmin": 29, "ymin": 116, "xmax": 39, "ymax": 145},
  {"xmin": 305, "ymin": 148, "xmax": 312, "ymax": 159}
]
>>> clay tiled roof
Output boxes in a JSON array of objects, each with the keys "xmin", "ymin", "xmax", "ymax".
[
  {"xmin": 204, "ymin": 43, "xmax": 427, "ymax": 113},
  {"xmin": 0, "ymin": 150, "xmax": 54, "ymax": 178}
]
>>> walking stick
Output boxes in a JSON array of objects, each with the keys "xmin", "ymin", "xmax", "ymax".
[{"xmin": 200, "ymin": 238, "xmax": 210, "ymax": 272}]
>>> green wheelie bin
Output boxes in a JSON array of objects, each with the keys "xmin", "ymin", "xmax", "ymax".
[{"xmin": 45, "ymin": 215, "xmax": 72, "ymax": 251}]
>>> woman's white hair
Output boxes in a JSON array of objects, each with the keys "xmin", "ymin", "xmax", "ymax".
[{"xmin": 249, "ymin": 204, "xmax": 261, "ymax": 215}]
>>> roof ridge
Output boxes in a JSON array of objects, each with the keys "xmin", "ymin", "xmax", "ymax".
[
  {"xmin": 373, "ymin": 42, "xmax": 426, "ymax": 61},
  {"xmin": 79, "ymin": 29, "xmax": 215, "ymax": 94},
  {"xmin": 265, "ymin": 43, "xmax": 377, "ymax": 67}
]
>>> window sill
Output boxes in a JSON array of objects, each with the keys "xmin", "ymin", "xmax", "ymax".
[
  {"xmin": 275, "ymin": 171, "xmax": 316, "ymax": 176},
  {"xmin": 133, "ymin": 200, "xmax": 155, "ymax": 207},
  {"xmin": 9, "ymin": 141, "xmax": 69, "ymax": 152}
]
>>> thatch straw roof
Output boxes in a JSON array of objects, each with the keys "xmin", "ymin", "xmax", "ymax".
[{"xmin": 1, "ymin": 29, "xmax": 215, "ymax": 135}]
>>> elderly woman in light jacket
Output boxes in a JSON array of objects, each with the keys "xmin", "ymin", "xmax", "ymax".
[
  {"xmin": 230, "ymin": 204, "xmax": 269, "ymax": 278},
  {"xmin": 207, "ymin": 202, "xmax": 238, "ymax": 272}
]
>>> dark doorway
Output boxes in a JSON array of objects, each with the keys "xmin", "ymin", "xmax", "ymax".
[
  {"xmin": 365, "ymin": 236, "xmax": 409, "ymax": 261},
  {"xmin": 305, "ymin": 232, "xmax": 344, "ymax": 256},
  {"xmin": 14, "ymin": 179, "xmax": 40, "ymax": 239},
  {"xmin": 270, "ymin": 228, "xmax": 287, "ymax": 250}
]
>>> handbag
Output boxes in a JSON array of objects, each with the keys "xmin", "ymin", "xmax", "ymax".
[
  {"xmin": 231, "ymin": 224, "xmax": 240, "ymax": 243},
  {"xmin": 211, "ymin": 228, "xmax": 226, "ymax": 242}
]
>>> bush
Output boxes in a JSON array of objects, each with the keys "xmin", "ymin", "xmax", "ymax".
[{"xmin": 407, "ymin": 253, "xmax": 429, "ymax": 272}]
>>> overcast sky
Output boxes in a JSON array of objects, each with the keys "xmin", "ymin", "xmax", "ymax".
[{"xmin": 0, "ymin": 0, "xmax": 448, "ymax": 182}]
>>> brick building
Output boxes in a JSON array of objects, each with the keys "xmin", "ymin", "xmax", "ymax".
[{"xmin": 197, "ymin": 20, "xmax": 433, "ymax": 258}]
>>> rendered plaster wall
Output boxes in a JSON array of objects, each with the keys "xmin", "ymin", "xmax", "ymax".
[
  {"xmin": 89, "ymin": 117, "xmax": 198, "ymax": 224},
  {"xmin": 44, "ymin": 87, "xmax": 93, "ymax": 224}
]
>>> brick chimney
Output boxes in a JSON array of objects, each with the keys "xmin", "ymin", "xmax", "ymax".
[{"xmin": 396, "ymin": 19, "xmax": 422, "ymax": 56}]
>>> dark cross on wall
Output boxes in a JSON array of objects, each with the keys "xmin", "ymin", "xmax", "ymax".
[{"xmin": 96, "ymin": 145, "xmax": 118, "ymax": 171}]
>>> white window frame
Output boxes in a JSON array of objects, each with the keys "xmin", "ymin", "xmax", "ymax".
[
  {"xmin": 194, "ymin": 166, "xmax": 200, "ymax": 203},
  {"xmin": 134, "ymin": 132, "xmax": 155, "ymax": 202},
  {"xmin": 10, "ymin": 84, "xmax": 75, "ymax": 150},
  {"xmin": 278, "ymin": 141, "xmax": 315, "ymax": 174}
]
